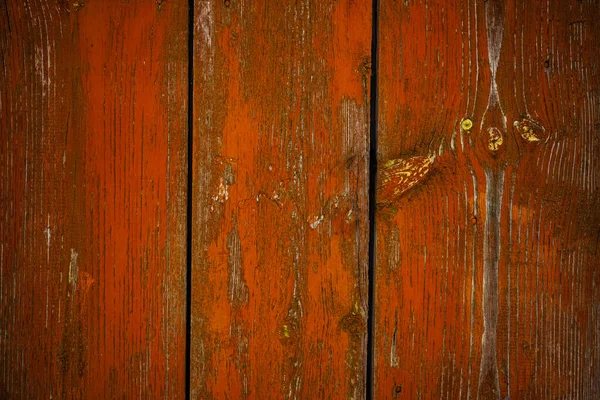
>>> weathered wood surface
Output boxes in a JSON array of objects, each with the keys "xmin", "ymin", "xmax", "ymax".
[
  {"xmin": 0, "ymin": 1, "xmax": 188, "ymax": 397},
  {"xmin": 376, "ymin": 0, "xmax": 600, "ymax": 398},
  {"xmin": 191, "ymin": 0, "xmax": 371, "ymax": 397}
]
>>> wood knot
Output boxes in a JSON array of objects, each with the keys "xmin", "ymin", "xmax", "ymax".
[
  {"xmin": 377, "ymin": 155, "xmax": 433, "ymax": 207},
  {"xmin": 513, "ymin": 118, "xmax": 545, "ymax": 143},
  {"xmin": 461, "ymin": 118, "xmax": 474, "ymax": 132},
  {"xmin": 487, "ymin": 127, "xmax": 503, "ymax": 151}
]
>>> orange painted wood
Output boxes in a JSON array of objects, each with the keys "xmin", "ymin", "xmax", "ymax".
[
  {"xmin": 0, "ymin": 1, "xmax": 188, "ymax": 397},
  {"xmin": 191, "ymin": 1, "xmax": 371, "ymax": 397},
  {"xmin": 376, "ymin": 0, "xmax": 600, "ymax": 398}
]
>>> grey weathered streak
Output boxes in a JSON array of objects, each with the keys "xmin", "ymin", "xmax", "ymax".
[{"xmin": 478, "ymin": 1, "xmax": 506, "ymax": 397}]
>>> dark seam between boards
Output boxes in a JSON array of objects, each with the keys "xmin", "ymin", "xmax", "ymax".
[{"xmin": 366, "ymin": 0, "xmax": 379, "ymax": 398}]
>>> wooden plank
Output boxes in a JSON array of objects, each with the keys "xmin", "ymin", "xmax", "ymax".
[
  {"xmin": 0, "ymin": 1, "xmax": 188, "ymax": 397},
  {"xmin": 376, "ymin": 0, "xmax": 600, "ymax": 398},
  {"xmin": 191, "ymin": 0, "xmax": 371, "ymax": 397}
]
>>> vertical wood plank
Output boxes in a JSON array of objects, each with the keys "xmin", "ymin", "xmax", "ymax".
[
  {"xmin": 0, "ymin": 0, "xmax": 188, "ymax": 397},
  {"xmin": 376, "ymin": 0, "xmax": 600, "ymax": 398},
  {"xmin": 191, "ymin": 0, "xmax": 371, "ymax": 397}
]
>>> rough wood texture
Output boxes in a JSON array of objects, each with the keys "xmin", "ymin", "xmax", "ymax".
[
  {"xmin": 0, "ymin": 1, "xmax": 188, "ymax": 397},
  {"xmin": 191, "ymin": 0, "xmax": 371, "ymax": 397},
  {"xmin": 376, "ymin": 0, "xmax": 600, "ymax": 398}
]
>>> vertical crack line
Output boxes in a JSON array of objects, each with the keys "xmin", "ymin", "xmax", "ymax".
[
  {"xmin": 185, "ymin": 0, "xmax": 194, "ymax": 398},
  {"xmin": 366, "ymin": 0, "xmax": 379, "ymax": 398}
]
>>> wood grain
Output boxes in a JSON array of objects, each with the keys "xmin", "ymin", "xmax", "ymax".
[
  {"xmin": 376, "ymin": 0, "xmax": 600, "ymax": 398},
  {"xmin": 0, "ymin": 1, "xmax": 188, "ymax": 397},
  {"xmin": 191, "ymin": 0, "xmax": 371, "ymax": 397}
]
